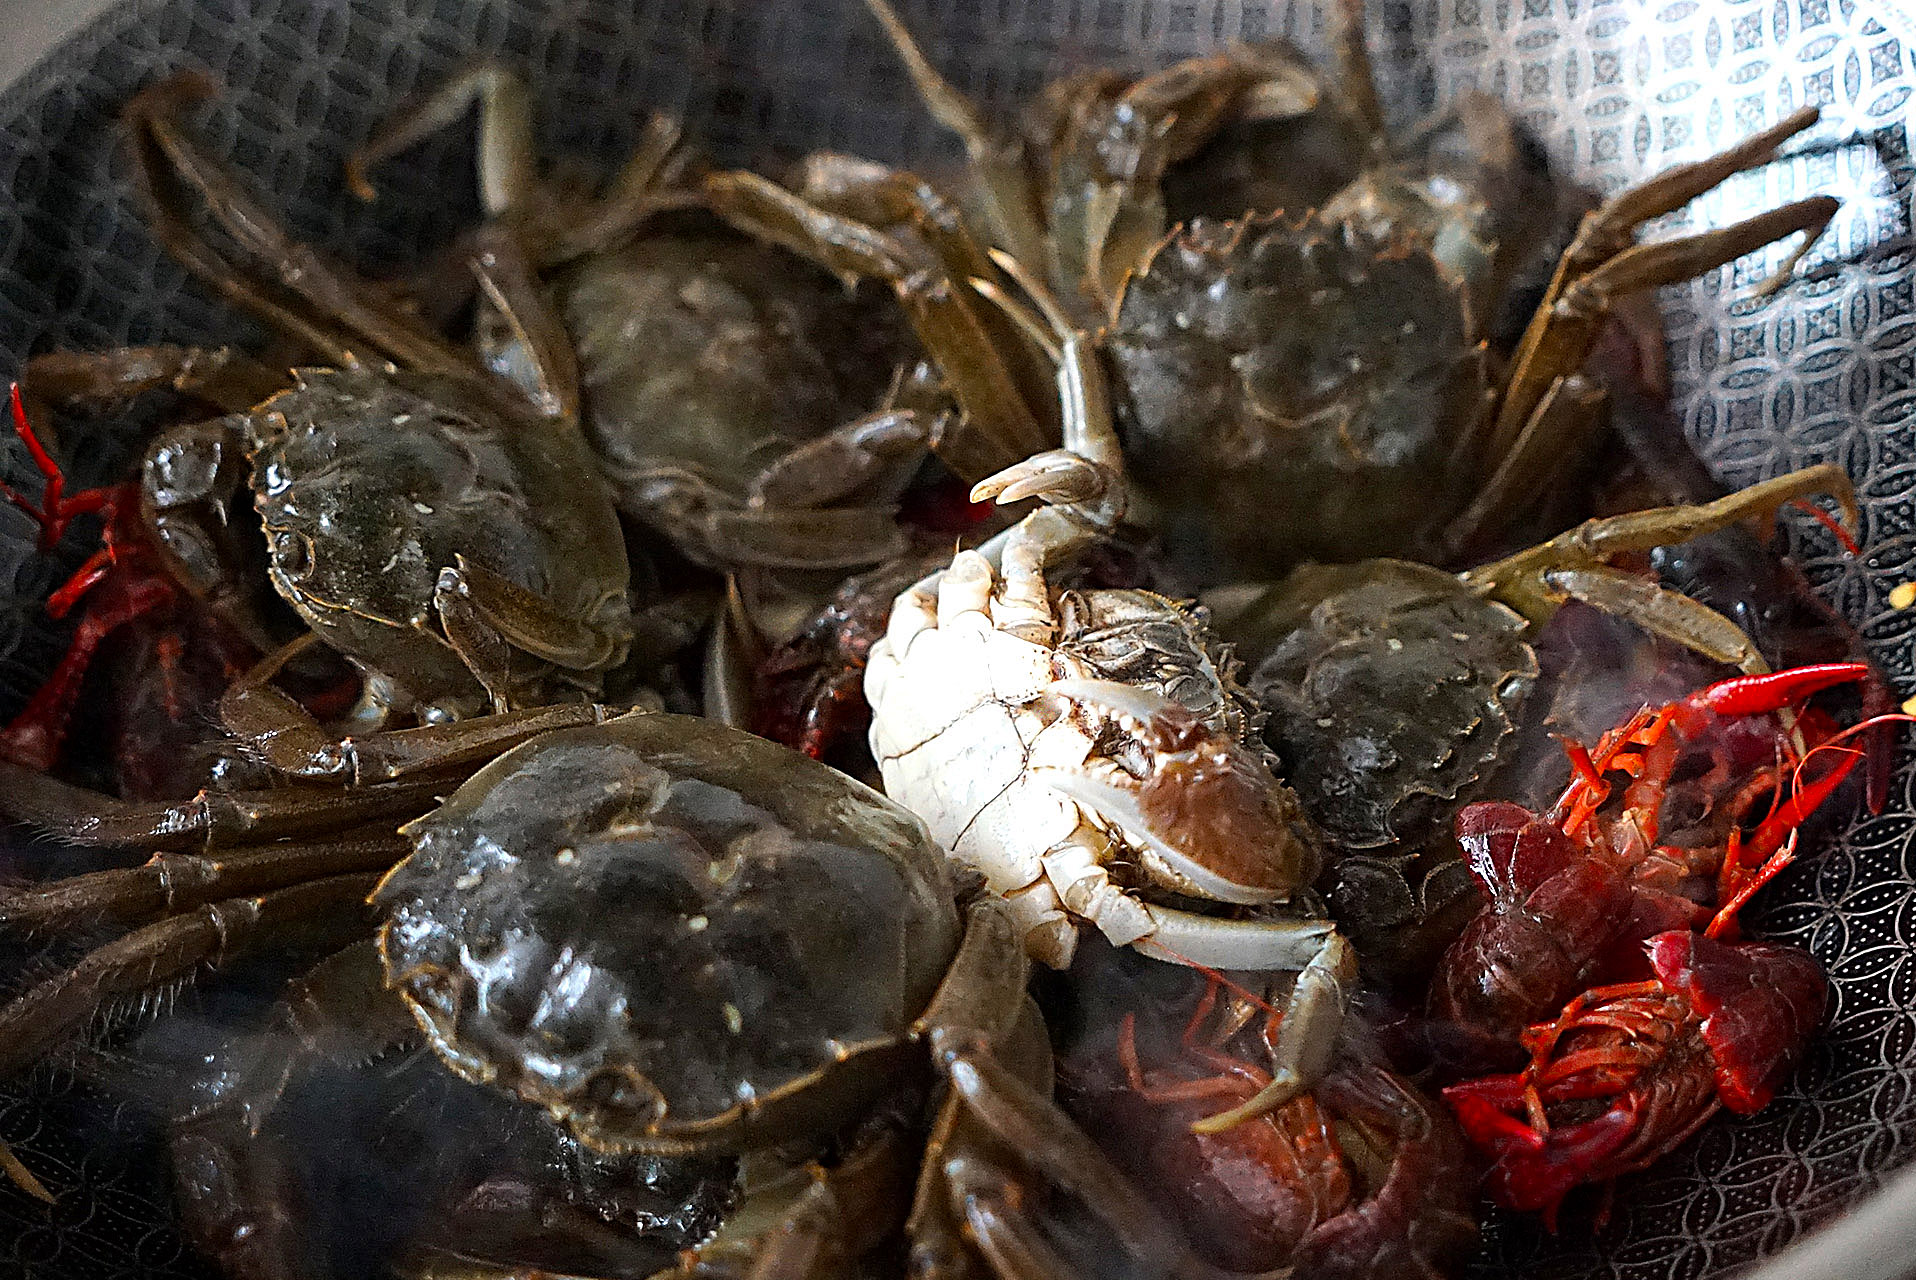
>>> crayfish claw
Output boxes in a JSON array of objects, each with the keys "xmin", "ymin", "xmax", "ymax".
[{"xmin": 1692, "ymin": 661, "xmax": 1870, "ymax": 717}]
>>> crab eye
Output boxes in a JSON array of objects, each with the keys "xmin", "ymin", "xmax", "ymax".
[{"xmin": 273, "ymin": 529, "xmax": 315, "ymax": 580}]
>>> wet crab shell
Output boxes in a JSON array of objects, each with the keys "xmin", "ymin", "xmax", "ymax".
[
  {"xmin": 1220, "ymin": 560, "xmax": 1539, "ymax": 855},
  {"xmin": 553, "ymin": 227, "xmax": 914, "ymax": 561},
  {"xmin": 1213, "ymin": 560, "xmax": 1539, "ymax": 981},
  {"xmin": 375, "ymin": 713, "xmax": 961, "ymax": 1156},
  {"xmin": 1106, "ymin": 215, "xmax": 1488, "ymax": 582},
  {"xmin": 188, "ymin": 364, "xmax": 634, "ymax": 711}
]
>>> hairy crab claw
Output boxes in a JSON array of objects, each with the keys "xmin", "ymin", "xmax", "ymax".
[{"xmin": 866, "ymin": 263, "xmax": 1353, "ymax": 1124}]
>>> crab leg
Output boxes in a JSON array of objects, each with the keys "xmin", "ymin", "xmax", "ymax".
[
  {"xmin": 1462, "ymin": 463, "xmax": 1857, "ymax": 672},
  {"xmin": 1332, "ymin": 0, "xmax": 1390, "ymax": 153},
  {"xmin": 859, "ymin": 0, "xmax": 1050, "ymax": 275},
  {"xmin": 345, "ymin": 64, "xmax": 537, "ymax": 215},
  {"xmin": 705, "ymin": 168, "xmax": 1052, "ymax": 482},
  {"xmin": 964, "ymin": 251, "xmax": 1129, "ymax": 578},
  {"xmin": 1491, "ymin": 106, "xmax": 1831, "ymax": 459},
  {"xmin": 909, "ymin": 996, "xmax": 1052, "ymax": 1278},
  {"xmin": 750, "ymin": 408, "xmax": 934, "ymax": 511},
  {"xmin": 0, "ymin": 873, "xmax": 378, "ymax": 1081},
  {"xmin": 938, "ymin": 1045, "xmax": 1262, "ymax": 1280},
  {"xmin": 702, "ymin": 577, "xmax": 762, "ymax": 730},
  {"xmin": 349, "ymin": 64, "xmax": 694, "ymax": 266},
  {"xmin": 125, "ymin": 74, "xmax": 477, "ymax": 377},
  {"xmin": 916, "ymin": 898, "xmax": 1035, "ymax": 1054},
  {"xmin": 1189, "ymin": 933, "xmax": 1359, "ymax": 1132},
  {"xmin": 0, "ymin": 761, "xmax": 449, "ymax": 851},
  {"xmin": 218, "ymin": 650, "xmax": 622, "ymax": 781},
  {"xmin": 465, "ymin": 223, "xmax": 582, "ymax": 422},
  {"xmin": 0, "ymin": 834, "xmax": 408, "ymax": 935},
  {"xmin": 22, "ymin": 346, "xmax": 284, "ymax": 418},
  {"xmin": 1441, "ymin": 371, "xmax": 1607, "ymax": 561}
]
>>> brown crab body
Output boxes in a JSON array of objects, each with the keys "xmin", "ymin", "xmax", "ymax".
[
  {"xmin": 236, "ymin": 365, "xmax": 633, "ymax": 713},
  {"xmin": 1108, "ymin": 216, "xmax": 1490, "ymax": 582},
  {"xmin": 378, "ymin": 713, "xmax": 962, "ymax": 1156}
]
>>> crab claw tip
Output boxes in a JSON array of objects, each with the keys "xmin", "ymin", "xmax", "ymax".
[{"xmin": 970, "ymin": 450, "xmax": 1105, "ymax": 507}]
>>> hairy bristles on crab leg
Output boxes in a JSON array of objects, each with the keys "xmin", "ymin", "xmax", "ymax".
[{"xmin": 868, "ymin": 258, "xmax": 1351, "ymax": 1122}]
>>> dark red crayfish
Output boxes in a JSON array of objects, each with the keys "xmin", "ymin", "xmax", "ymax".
[
  {"xmin": 1054, "ymin": 943, "xmax": 1480, "ymax": 1278},
  {"xmin": 1441, "ymin": 926, "xmax": 1826, "ymax": 1229},
  {"xmin": 0, "ymin": 386, "xmax": 268, "ymax": 796},
  {"xmin": 1427, "ymin": 661, "xmax": 1868, "ymax": 1062}
]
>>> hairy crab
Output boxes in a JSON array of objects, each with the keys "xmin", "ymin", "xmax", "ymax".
[
  {"xmin": 1209, "ymin": 466, "xmax": 1859, "ymax": 979},
  {"xmin": 1107, "ymin": 119, "xmax": 1836, "ymax": 580},
  {"xmin": 869, "ymin": 0, "xmax": 1838, "ymax": 582},
  {"xmin": 867, "ymin": 274, "xmax": 1354, "ymax": 1120},
  {"xmin": 348, "ymin": 65, "xmax": 1096, "ymax": 565},
  {"xmin": 23, "ymin": 75, "xmax": 642, "ymax": 764},
  {"xmin": 346, "ymin": 75, "xmax": 983, "ymax": 575},
  {"xmin": 0, "ymin": 708, "xmax": 1216, "ymax": 1279}
]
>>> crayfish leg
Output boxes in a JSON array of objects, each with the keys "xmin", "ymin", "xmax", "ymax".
[{"xmin": 0, "ymin": 571, "xmax": 173, "ymax": 771}]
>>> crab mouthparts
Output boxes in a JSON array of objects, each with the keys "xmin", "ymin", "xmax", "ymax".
[{"xmin": 1038, "ymin": 678, "xmax": 1318, "ymax": 904}]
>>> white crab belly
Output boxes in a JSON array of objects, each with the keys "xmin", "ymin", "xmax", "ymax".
[{"xmin": 867, "ymin": 620, "xmax": 1089, "ymax": 895}]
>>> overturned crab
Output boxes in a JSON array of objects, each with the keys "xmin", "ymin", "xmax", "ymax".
[{"xmin": 867, "ymin": 272, "xmax": 1352, "ymax": 1117}]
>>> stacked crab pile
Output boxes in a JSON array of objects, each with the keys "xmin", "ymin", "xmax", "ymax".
[{"xmin": 0, "ymin": 1, "xmax": 1892, "ymax": 1277}]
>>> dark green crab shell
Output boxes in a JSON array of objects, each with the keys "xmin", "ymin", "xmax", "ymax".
[
  {"xmin": 1107, "ymin": 214, "xmax": 1489, "ymax": 584},
  {"xmin": 377, "ymin": 714, "xmax": 961, "ymax": 1157},
  {"xmin": 553, "ymin": 228, "xmax": 911, "ymax": 549},
  {"xmin": 1213, "ymin": 560, "xmax": 1538, "ymax": 977},
  {"xmin": 241, "ymin": 365, "xmax": 632, "ymax": 710}
]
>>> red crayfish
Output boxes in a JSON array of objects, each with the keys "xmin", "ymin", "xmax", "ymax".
[
  {"xmin": 0, "ymin": 385, "xmax": 262, "ymax": 793},
  {"xmin": 0, "ymin": 382, "xmax": 338, "ymax": 798},
  {"xmin": 1429, "ymin": 661, "xmax": 1867, "ymax": 1053},
  {"xmin": 1429, "ymin": 662, "xmax": 1874, "ymax": 1225},
  {"xmin": 1055, "ymin": 943, "xmax": 1480, "ymax": 1277},
  {"xmin": 1442, "ymin": 926, "xmax": 1825, "ymax": 1228}
]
